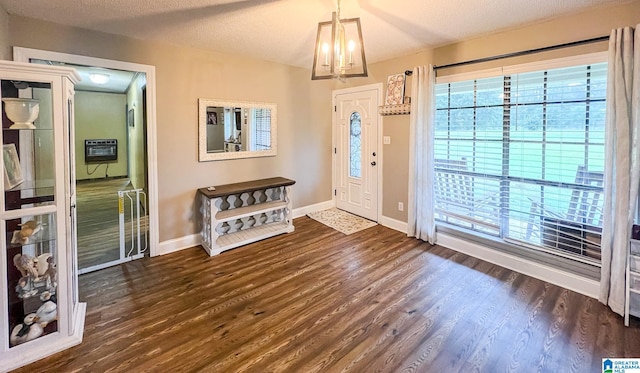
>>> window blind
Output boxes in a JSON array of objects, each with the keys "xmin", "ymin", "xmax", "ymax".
[
  {"xmin": 434, "ymin": 62, "xmax": 606, "ymax": 264},
  {"xmin": 253, "ymin": 108, "xmax": 271, "ymax": 150}
]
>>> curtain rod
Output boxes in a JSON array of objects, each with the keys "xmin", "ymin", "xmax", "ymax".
[{"xmin": 432, "ymin": 35, "xmax": 609, "ymax": 71}]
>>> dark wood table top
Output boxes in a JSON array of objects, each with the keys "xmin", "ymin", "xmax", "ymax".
[{"xmin": 198, "ymin": 177, "xmax": 296, "ymax": 199}]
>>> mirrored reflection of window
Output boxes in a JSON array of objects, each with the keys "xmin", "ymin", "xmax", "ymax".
[
  {"xmin": 252, "ymin": 108, "xmax": 271, "ymax": 151},
  {"xmin": 350, "ymin": 112, "xmax": 362, "ymax": 178},
  {"xmin": 206, "ymin": 106, "xmax": 273, "ymax": 153},
  {"xmin": 199, "ymin": 99, "xmax": 277, "ymax": 161}
]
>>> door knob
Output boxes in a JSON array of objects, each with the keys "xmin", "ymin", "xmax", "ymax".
[
  {"xmin": 371, "ymin": 161, "xmax": 377, "ymax": 166},
  {"xmin": 372, "ymin": 152, "xmax": 376, "ymax": 156}
]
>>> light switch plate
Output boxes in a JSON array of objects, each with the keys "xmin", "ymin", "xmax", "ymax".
[{"xmin": 383, "ymin": 136, "xmax": 391, "ymax": 145}]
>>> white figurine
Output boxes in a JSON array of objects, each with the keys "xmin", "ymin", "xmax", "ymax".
[
  {"xmin": 35, "ymin": 253, "xmax": 52, "ymax": 277},
  {"xmin": 10, "ymin": 314, "xmax": 43, "ymax": 346},
  {"xmin": 44, "ymin": 256, "xmax": 57, "ymax": 289},
  {"xmin": 15, "ymin": 220, "xmax": 42, "ymax": 245},
  {"xmin": 13, "ymin": 253, "xmax": 39, "ymax": 278},
  {"xmin": 36, "ymin": 301, "xmax": 57, "ymax": 327},
  {"xmin": 15, "ymin": 276, "xmax": 37, "ymax": 298}
]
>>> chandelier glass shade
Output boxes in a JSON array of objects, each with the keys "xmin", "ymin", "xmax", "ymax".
[{"xmin": 311, "ymin": 3, "xmax": 367, "ymax": 80}]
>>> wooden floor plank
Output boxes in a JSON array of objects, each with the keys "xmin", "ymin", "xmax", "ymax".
[{"xmin": 11, "ymin": 217, "xmax": 640, "ymax": 373}]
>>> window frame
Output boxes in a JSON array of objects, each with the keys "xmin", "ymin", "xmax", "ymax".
[{"xmin": 433, "ymin": 51, "xmax": 608, "ymax": 276}]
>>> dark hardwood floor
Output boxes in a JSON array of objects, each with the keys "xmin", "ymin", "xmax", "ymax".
[{"xmin": 13, "ymin": 216, "xmax": 640, "ymax": 372}]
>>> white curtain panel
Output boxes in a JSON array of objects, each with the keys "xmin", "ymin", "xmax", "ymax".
[
  {"xmin": 600, "ymin": 25, "xmax": 640, "ymax": 315},
  {"xmin": 407, "ymin": 65, "xmax": 436, "ymax": 244}
]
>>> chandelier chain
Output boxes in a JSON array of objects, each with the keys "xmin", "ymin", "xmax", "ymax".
[{"xmin": 337, "ymin": 0, "xmax": 341, "ymax": 19}]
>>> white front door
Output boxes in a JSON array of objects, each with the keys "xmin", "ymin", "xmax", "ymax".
[{"xmin": 334, "ymin": 87, "xmax": 379, "ymax": 221}]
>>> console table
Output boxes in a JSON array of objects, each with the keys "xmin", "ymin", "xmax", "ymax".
[{"xmin": 198, "ymin": 177, "xmax": 295, "ymax": 256}]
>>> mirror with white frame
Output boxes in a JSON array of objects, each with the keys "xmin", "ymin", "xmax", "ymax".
[{"xmin": 198, "ymin": 98, "xmax": 277, "ymax": 161}]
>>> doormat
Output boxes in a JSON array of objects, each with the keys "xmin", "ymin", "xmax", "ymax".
[{"xmin": 307, "ymin": 208, "xmax": 377, "ymax": 235}]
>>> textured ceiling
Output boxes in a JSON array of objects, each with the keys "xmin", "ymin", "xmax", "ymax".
[{"xmin": 0, "ymin": 0, "xmax": 629, "ymax": 69}]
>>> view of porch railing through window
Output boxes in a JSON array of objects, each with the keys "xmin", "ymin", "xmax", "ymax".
[{"xmin": 434, "ymin": 61, "xmax": 607, "ymax": 263}]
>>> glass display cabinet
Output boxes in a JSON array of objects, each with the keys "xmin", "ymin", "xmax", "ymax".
[{"xmin": 0, "ymin": 61, "xmax": 85, "ymax": 371}]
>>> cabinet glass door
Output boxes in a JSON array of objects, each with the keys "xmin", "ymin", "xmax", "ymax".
[
  {"xmin": 2, "ymin": 78, "xmax": 60, "ymax": 348},
  {"xmin": 6, "ymin": 213, "xmax": 58, "ymax": 347},
  {"xmin": 2, "ymin": 79, "xmax": 56, "ymax": 212}
]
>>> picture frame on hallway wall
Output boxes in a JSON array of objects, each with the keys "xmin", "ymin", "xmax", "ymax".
[
  {"xmin": 385, "ymin": 73, "xmax": 406, "ymax": 105},
  {"xmin": 128, "ymin": 108, "xmax": 135, "ymax": 128},
  {"xmin": 207, "ymin": 111, "xmax": 218, "ymax": 125}
]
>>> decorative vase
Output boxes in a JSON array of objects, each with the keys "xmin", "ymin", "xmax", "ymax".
[{"xmin": 2, "ymin": 98, "xmax": 40, "ymax": 129}]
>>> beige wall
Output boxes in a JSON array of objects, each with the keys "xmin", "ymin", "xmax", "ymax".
[
  {"xmin": 434, "ymin": 1, "xmax": 640, "ymax": 74},
  {"xmin": 75, "ymin": 91, "xmax": 128, "ymax": 180},
  {"xmin": 352, "ymin": 52, "xmax": 432, "ymax": 222},
  {"xmin": 0, "ymin": 3, "xmax": 8, "ymax": 60},
  {"xmin": 8, "ymin": 15, "xmax": 333, "ymax": 242}
]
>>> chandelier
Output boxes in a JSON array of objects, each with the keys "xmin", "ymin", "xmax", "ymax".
[{"xmin": 311, "ymin": 0, "xmax": 368, "ymax": 80}]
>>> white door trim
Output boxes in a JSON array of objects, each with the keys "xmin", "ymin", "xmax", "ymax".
[
  {"xmin": 332, "ymin": 83, "xmax": 383, "ymax": 222},
  {"xmin": 13, "ymin": 46, "xmax": 160, "ymax": 258}
]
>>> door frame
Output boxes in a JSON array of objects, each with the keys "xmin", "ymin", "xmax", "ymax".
[
  {"xmin": 332, "ymin": 83, "xmax": 383, "ymax": 222},
  {"xmin": 13, "ymin": 46, "xmax": 160, "ymax": 258}
]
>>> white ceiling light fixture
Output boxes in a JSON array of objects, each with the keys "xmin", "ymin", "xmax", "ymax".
[
  {"xmin": 89, "ymin": 73, "xmax": 110, "ymax": 85},
  {"xmin": 311, "ymin": 0, "xmax": 367, "ymax": 80}
]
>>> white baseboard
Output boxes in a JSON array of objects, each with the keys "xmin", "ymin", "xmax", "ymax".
[
  {"xmin": 293, "ymin": 200, "xmax": 335, "ymax": 218},
  {"xmin": 436, "ymin": 232, "xmax": 599, "ymax": 299},
  {"xmin": 379, "ymin": 216, "xmax": 408, "ymax": 233},
  {"xmin": 157, "ymin": 233, "xmax": 202, "ymax": 256}
]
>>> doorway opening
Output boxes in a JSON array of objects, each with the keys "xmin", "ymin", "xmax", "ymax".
[{"xmin": 14, "ymin": 47, "xmax": 159, "ymax": 274}]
